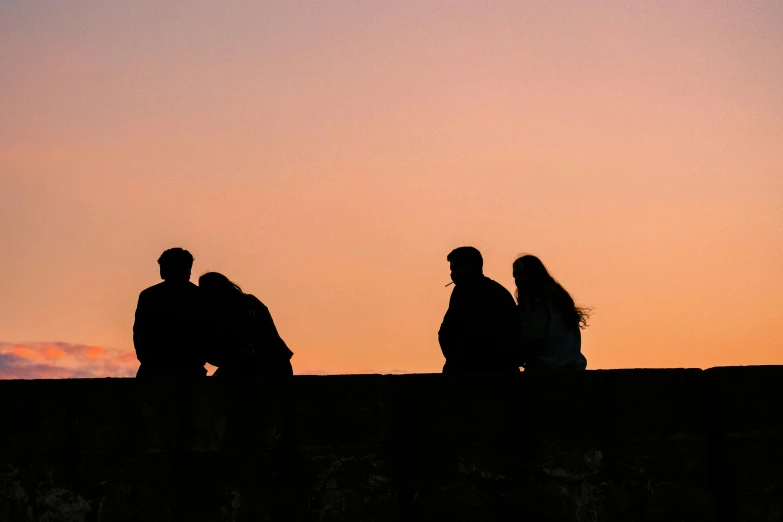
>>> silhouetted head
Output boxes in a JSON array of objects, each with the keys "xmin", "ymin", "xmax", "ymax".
[
  {"xmin": 158, "ymin": 248, "xmax": 194, "ymax": 282},
  {"xmin": 198, "ymin": 272, "xmax": 244, "ymax": 301},
  {"xmin": 512, "ymin": 254, "xmax": 590, "ymax": 329},
  {"xmin": 447, "ymin": 247, "xmax": 483, "ymax": 285},
  {"xmin": 512, "ymin": 254, "xmax": 551, "ymax": 294}
]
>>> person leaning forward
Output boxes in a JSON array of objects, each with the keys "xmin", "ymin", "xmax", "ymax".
[
  {"xmin": 438, "ymin": 247, "xmax": 522, "ymax": 374},
  {"xmin": 133, "ymin": 248, "xmax": 208, "ymax": 377},
  {"xmin": 198, "ymin": 271, "xmax": 294, "ymax": 377}
]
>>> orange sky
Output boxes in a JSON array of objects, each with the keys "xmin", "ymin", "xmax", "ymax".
[{"xmin": 1, "ymin": 1, "xmax": 781, "ymax": 377}]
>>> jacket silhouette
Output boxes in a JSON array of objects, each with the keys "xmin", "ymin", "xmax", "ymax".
[
  {"xmin": 133, "ymin": 280, "xmax": 207, "ymax": 377},
  {"xmin": 208, "ymin": 294, "xmax": 293, "ymax": 376},
  {"xmin": 513, "ymin": 254, "xmax": 589, "ymax": 371},
  {"xmin": 519, "ymin": 300, "xmax": 587, "ymax": 371},
  {"xmin": 199, "ymin": 272, "xmax": 293, "ymax": 377},
  {"xmin": 439, "ymin": 276, "xmax": 521, "ymax": 374}
]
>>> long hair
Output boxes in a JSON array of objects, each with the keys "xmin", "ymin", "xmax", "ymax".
[
  {"xmin": 198, "ymin": 272, "xmax": 244, "ymax": 298},
  {"xmin": 512, "ymin": 255, "xmax": 590, "ymax": 330}
]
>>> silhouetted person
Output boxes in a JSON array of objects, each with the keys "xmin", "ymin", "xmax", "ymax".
[
  {"xmin": 513, "ymin": 255, "xmax": 588, "ymax": 371},
  {"xmin": 199, "ymin": 272, "xmax": 293, "ymax": 377},
  {"xmin": 133, "ymin": 248, "xmax": 207, "ymax": 377},
  {"xmin": 438, "ymin": 247, "xmax": 521, "ymax": 374}
]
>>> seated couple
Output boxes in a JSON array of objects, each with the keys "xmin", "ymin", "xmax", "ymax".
[
  {"xmin": 439, "ymin": 247, "xmax": 589, "ymax": 373},
  {"xmin": 133, "ymin": 248, "xmax": 293, "ymax": 378}
]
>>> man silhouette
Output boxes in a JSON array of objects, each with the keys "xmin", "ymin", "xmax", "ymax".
[
  {"xmin": 133, "ymin": 248, "xmax": 207, "ymax": 377},
  {"xmin": 438, "ymin": 247, "xmax": 521, "ymax": 374}
]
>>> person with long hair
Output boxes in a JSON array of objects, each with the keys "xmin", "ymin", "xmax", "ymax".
[
  {"xmin": 512, "ymin": 255, "xmax": 588, "ymax": 371},
  {"xmin": 199, "ymin": 272, "xmax": 293, "ymax": 377}
]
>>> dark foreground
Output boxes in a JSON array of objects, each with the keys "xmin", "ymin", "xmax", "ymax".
[{"xmin": 1, "ymin": 367, "xmax": 782, "ymax": 521}]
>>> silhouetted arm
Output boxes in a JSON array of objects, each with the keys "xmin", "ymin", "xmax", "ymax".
[
  {"xmin": 259, "ymin": 307, "xmax": 292, "ymax": 358},
  {"xmin": 133, "ymin": 292, "xmax": 152, "ymax": 364},
  {"xmin": 438, "ymin": 287, "xmax": 467, "ymax": 361},
  {"xmin": 202, "ymin": 314, "xmax": 230, "ymax": 368},
  {"xmin": 518, "ymin": 301, "xmax": 549, "ymax": 367},
  {"xmin": 498, "ymin": 292, "xmax": 525, "ymax": 367},
  {"xmin": 247, "ymin": 295, "xmax": 293, "ymax": 360}
]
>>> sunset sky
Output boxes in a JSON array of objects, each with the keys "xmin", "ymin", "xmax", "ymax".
[{"xmin": 1, "ymin": 1, "xmax": 781, "ymax": 378}]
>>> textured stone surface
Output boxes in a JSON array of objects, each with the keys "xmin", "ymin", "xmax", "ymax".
[{"xmin": 0, "ymin": 368, "xmax": 780, "ymax": 521}]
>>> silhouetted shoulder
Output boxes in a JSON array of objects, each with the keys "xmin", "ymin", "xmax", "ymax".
[
  {"xmin": 138, "ymin": 281, "xmax": 167, "ymax": 298},
  {"xmin": 139, "ymin": 280, "xmax": 200, "ymax": 297},
  {"xmin": 484, "ymin": 277, "xmax": 516, "ymax": 301},
  {"xmin": 183, "ymin": 281, "xmax": 201, "ymax": 296},
  {"xmin": 244, "ymin": 293, "xmax": 269, "ymax": 312}
]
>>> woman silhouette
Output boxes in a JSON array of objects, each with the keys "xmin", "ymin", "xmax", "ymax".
[
  {"xmin": 199, "ymin": 272, "xmax": 293, "ymax": 376},
  {"xmin": 512, "ymin": 255, "xmax": 589, "ymax": 371}
]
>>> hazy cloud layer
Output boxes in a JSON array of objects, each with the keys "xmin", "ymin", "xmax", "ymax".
[
  {"xmin": 0, "ymin": 342, "xmax": 138, "ymax": 379},
  {"xmin": 0, "ymin": 342, "xmax": 403, "ymax": 378}
]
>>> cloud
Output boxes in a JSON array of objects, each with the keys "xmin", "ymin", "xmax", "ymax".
[
  {"xmin": 0, "ymin": 342, "xmax": 139, "ymax": 379},
  {"xmin": 0, "ymin": 343, "xmax": 407, "ymax": 379}
]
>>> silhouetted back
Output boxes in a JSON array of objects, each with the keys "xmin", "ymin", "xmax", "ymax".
[
  {"xmin": 133, "ymin": 280, "xmax": 207, "ymax": 376},
  {"xmin": 513, "ymin": 254, "xmax": 588, "ymax": 371},
  {"xmin": 199, "ymin": 272, "xmax": 293, "ymax": 377},
  {"xmin": 242, "ymin": 293, "xmax": 294, "ymax": 375}
]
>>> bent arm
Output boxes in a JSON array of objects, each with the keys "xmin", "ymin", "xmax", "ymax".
[
  {"xmin": 493, "ymin": 298, "xmax": 525, "ymax": 367},
  {"xmin": 133, "ymin": 294, "xmax": 152, "ymax": 364},
  {"xmin": 518, "ymin": 302, "xmax": 549, "ymax": 366},
  {"xmin": 260, "ymin": 307, "xmax": 293, "ymax": 359},
  {"xmin": 249, "ymin": 297, "xmax": 293, "ymax": 359},
  {"xmin": 438, "ymin": 288, "xmax": 467, "ymax": 360}
]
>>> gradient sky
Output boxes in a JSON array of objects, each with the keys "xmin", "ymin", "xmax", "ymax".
[{"xmin": 1, "ymin": 1, "xmax": 781, "ymax": 378}]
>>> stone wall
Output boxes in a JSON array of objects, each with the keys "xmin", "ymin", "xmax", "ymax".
[{"xmin": 1, "ymin": 367, "xmax": 781, "ymax": 521}]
